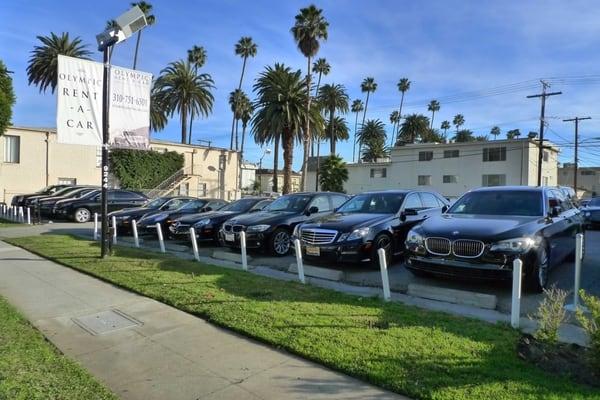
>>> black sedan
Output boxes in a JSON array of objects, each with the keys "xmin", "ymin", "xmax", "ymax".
[
  {"xmin": 169, "ymin": 197, "xmax": 273, "ymax": 243},
  {"xmin": 405, "ymin": 186, "xmax": 583, "ymax": 292},
  {"xmin": 582, "ymin": 197, "xmax": 600, "ymax": 229},
  {"xmin": 220, "ymin": 192, "xmax": 349, "ymax": 256},
  {"xmin": 109, "ymin": 196, "xmax": 196, "ymax": 233},
  {"xmin": 25, "ymin": 186, "xmax": 89, "ymax": 208},
  {"xmin": 297, "ymin": 190, "xmax": 448, "ymax": 266},
  {"xmin": 136, "ymin": 198, "xmax": 228, "ymax": 235},
  {"xmin": 39, "ymin": 187, "xmax": 99, "ymax": 217},
  {"xmin": 53, "ymin": 189, "xmax": 148, "ymax": 222},
  {"xmin": 11, "ymin": 184, "xmax": 71, "ymax": 207}
]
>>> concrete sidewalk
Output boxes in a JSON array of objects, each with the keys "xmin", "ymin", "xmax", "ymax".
[{"xmin": 0, "ymin": 240, "xmax": 406, "ymax": 400}]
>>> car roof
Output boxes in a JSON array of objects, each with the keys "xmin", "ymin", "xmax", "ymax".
[
  {"xmin": 285, "ymin": 192, "xmax": 347, "ymax": 196},
  {"xmin": 470, "ymin": 185, "xmax": 545, "ymax": 193}
]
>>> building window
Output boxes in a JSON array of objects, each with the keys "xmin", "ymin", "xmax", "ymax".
[
  {"xmin": 179, "ymin": 183, "xmax": 189, "ymax": 196},
  {"xmin": 482, "ymin": 174, "xmax": 506, "ymax": 186},
  {"xmin": 418, "ymin": 151, "xmax": 433, "ymax": 161},
  {"xmin": 543, "ymin": 151, "xmax": 549, "ymax": 162},
  {"xmin": 482, "ymin": 147, "xmax": 506, "ymax": 162},
  {"xmin": 443, "ymin": 175, "xmax": 458, "ymax": 183},
  {"xmin": 443, "ymin": 149, "xmax": 459, "ymax": 158},
  {"xmin": 198, "ymin": 182, "xmax": 207, "ymax": 197},
  {"xmin": 370, "ymin": 168, "xmax": 387, "ymax": 178},
  {"xmin": 418, "ymin": 175, "xmax": 431, "ymax": 186},
  {"xmin": 3, "ymin": 135, "xmax": 20, "ymax": 163},
  {"xmin": 58, "ymin": 178, "xmax": 77, "ymax": 185},
  {"xmin": 581, "ymin": 170, "xmax": 596, "ymax": 176},
  {"xmin": 542, "ymin": 177, "xmax": 549, "ymax": 186}
]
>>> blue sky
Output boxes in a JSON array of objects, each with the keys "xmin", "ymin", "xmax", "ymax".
[{"xmin": 3, "ymin": 0, "xmax": 600, "ymax": 169}]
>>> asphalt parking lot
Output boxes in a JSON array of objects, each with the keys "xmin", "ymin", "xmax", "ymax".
[{"xmin": 2, "ymin": 221, "xmax": 598, "ymax": 318}]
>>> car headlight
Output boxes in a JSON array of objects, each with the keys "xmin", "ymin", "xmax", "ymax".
[
  {"xmin": 405, "ymin": 229, "xmax": 424, "ymax": 245},
  {"xmin": 585, "ymin": 212, "xmax": 591, "ymax": 217},
  {"xmin": 194, "ymin": 219, "xmax": 210, "ymax": 227},
  {"xmin": 490, "ymin": 237, "xmax": 540, "ymax": 253},
  {"xmin": 346, "ymin": 227, "xmax": 370, "ymax": 241},
  {"xmin": 247, "ymin": 224, "xmax": 270, "ymax": 232}
]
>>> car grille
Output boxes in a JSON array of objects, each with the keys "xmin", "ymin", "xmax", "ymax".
[
  {"xmin": 425, "ymin": 237, "xmax": 451, "ymax": 256},
  {"xmin": 223, "ymin": 224, "xmax": 244, "ymax": 233},
  {"xmin": 301, "ymin": 229, "xmax": 337, "ymax": 245},
  {"xmin": 452, "ymin": 239, "xmax": 485, "ymax": 258}
]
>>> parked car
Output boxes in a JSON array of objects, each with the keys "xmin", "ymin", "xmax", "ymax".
[
  {"xmin": 136, "ymin": 198, "xmax": 228, "ymax": 235},
  {"xmin": 169, "ymin": 197, "xmax": 273, "ymax": 243},
  {"xmin": 39, "ymin": 187, "xmax": 99, "ymax": 217},
  {"xmin": 108, "ymin": 196, "xmax": 197, "ymax": 234},
  {"xmin": 11, "ymin": 184, "xmax": 71, "ymax": 207},
  {"xmin": 582, "ymin": 197, "xmax": 600, "ymax": 229},
  {"xmin": 405, "ymin": 186, "xmax": 583, "ymax": 292},
  {"xmin": 579, "ymin": 199, "xmax": 591, "ymax": 208},
  {"xmin": 297, "ymin": 190, "xmax": 449, "ymax": 266},
  {"xmin": 24, "ymin": 185, "xmax": 90, "ymax": 208},
  {"xmin": 220, "ymin": 192, "xmax": 349, "ymax": 256},
  {"xmin": 53, "ymin": 189, "xmax": 148, "ymax": 222}
]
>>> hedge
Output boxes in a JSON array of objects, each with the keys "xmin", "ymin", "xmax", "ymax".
[{"xmin": 109, "ymin": 148, "xmax": 184, "ymax": 190}]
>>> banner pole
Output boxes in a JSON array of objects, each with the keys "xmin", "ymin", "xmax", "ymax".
[{"xmin": 100, "ymin": 45, "xmax": 112, "ymax": 258}]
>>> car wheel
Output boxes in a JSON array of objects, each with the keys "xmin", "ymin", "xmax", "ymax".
[
  {"xmin": 269, "ymin": 228, "xmax": 291, "ymax": 256},
  {"xmin": 371, "ymin": 233, "xmax": 392, "ymax": 267},
  {"xmin": 526, "ymin": 243, "xmax": 549, "ymax": 293},
  {"xmin": 74, "ymin": 208, "xmax": 91, "ymax": 223}
]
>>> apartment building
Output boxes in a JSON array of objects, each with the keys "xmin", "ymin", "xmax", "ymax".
[{"xmin": 255, "ymin": 168, "xmax": 302, "ymax": 193}]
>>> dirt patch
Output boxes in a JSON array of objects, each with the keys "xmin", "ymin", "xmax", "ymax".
[{"xmin": 517, "ymin": 334, "xmax": 599, "ymax": 388}]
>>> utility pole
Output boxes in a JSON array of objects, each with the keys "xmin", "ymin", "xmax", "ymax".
[
  {"xmin": 527, "ymin": 81, "xmax": 561, "ymax": 186},
  {"xmin": 563, "ymin": 116, "xmax": 591, "ymax": 194}
]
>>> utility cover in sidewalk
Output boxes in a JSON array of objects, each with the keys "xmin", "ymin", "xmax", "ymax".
[{"xmin": 73, "ymin": 309, "xmax": 142, "ymax": 335}]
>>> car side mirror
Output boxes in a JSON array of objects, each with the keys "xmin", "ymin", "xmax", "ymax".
[
  {"xmin": 400, "ymin": 208, "xmax": 418, "ymax": 222},
  {"xmin": 441, "ymin": 205, "xmax": 449, "ymax": 213},
  {"xmin": 249, "ymin": 208, "xmax": 261, "ymax": 213},
  {"xmin": 201, "ymin": 206, "xmax": 212, "ymax": 212},
  {"xmin": 306, "ymin": 206, "xmax": 319, "ymax": 215}
]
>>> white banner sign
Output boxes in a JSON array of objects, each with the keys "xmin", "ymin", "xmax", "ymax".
[{"xmin": 57, "ymin": 55, "xmax": 152, "ymax": 149}]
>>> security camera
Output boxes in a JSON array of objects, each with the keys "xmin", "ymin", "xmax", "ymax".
[{"xmin": 115, "ymin": 6, "xmax": 148, "ymax": 40}]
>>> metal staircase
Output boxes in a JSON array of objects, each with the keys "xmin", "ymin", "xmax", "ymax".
[{"xmin": 146, "ymin": 166, "xmax": 192, "ymax": 199}]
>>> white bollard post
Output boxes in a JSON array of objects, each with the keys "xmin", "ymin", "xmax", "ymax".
[
  {"xmin": 189, "ymin": 227, "xmax": 200, "ymax": 261},
  {"xmin": 240, "ymin": 231, "xmax": 248, "ymax": 271},
  {"xmin": 111, "ymin": 216, "xmax": 117, "ymax": 245},
  {"xmin": 93, "ymin": 213, "xmax": 99, "ymax": 240},
  {"xmin": 573, "ymin": 233, "xmax": 584, "ymax": 309},
  {"xmin": 511, "ymin": 258, "xmax": 523, "ymax": 329},
  {"xmin": 26, "ymin": 207, "xmax": 31, "ymax": 225},
  {"xmin": 294, "ymin": 238, "xmax": 305, "ymax": 284},
  {"xmin": 131, "ymin": 220, "xmax": 140, "ymax": 248},
  {"xmin": 18, "ymin": 206, "xmax": 24, "ymax": 222},
  {"xmin": 156, "ymin": 222, "xmax": 166, "ymax": 253},
  {"xmin": 377, "ymin": 248, "xmax": 391, "ymax": 301}
]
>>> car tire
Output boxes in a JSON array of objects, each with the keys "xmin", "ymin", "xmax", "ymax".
[
  {"xmin": 371, "ymin": 233, "xmax": 393, "ymax": 268},
  {"xmin": 73, "ymin": 208, "xmax": 91, "ymax": 223},
  {"xmin": 526, "ymin": 243, "xmax": 550, "ymax": 293},
  {"xmin": 269, "ymin": 228, "xmax": 291, "ymax": 257}
]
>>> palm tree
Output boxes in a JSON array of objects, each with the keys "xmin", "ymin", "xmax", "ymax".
[
  {"xmin": 453, "ymin": 129, "xmax": 475, "ymax": 142},
  {"xmin": 452, "ymin": 114, "xmax": 465, "ymax": 133},
  {"xmin": 359, "ymin": 77, "xmax": 377, "ymax": 157},
  {"xmin": 231, "ymin": 36, "xmax": 258, "ymax": 149},
  {"xmin": 252, "ymin": 64, "xmax": 323, "ymax": 194},
  {"xmin": 318, "ymin": 83, "xmax": 349, "ymax": 155},
  {"xmin": 149, "ymin": 85, "xmax": 167, "ymax": 133},
  {"xmin": 187, "ymin": 45, "xmax": 207, "ymax": 143},
  {"xmin": 153, "ymin": 60, "xmax": 214, "ymax": 144},
  {"xmin": 506, "ymin": 129, "xmax": 521, "ymax": 139},
  {"xmin": 427, "ymin": 100, "xmax": 440, "ymax": 129},
  {"xmin": 311, "ymin": 57, "xmax": 330, "ymax": 157},
  {"xmin": 398, "ymin": 114, "xmax": 429, "ymax": 144},
  {"xmin": 26, "ymin": 32, "xmax": 91, "ymax": 93},
  {"xmin": 357, "ymin": 119, "xmax": 387, "ymax": 162},
  {"xmin": 351, "ymin": 99, "xmax": 364, "ymax": 162},
  {"xmin": 326, "ymin": 116, "xmax": 350, "ymax": 146},
  {"xmin": 389, "ymin": 110, "xmax": 400, "ymax": 143},
  {"xmin": 490, "ymin": 126, "xmax": 501, "ymax": 140},
  {"xmin": 395, "ymin": 78, "xmax": 411, "ymax": 142},
  {"xmin": 131, "ymin": 1, "xmax": 156, "ymax": 70},
  {"xmin": 440, "ymin": 120, "xmax": 451, "ymax": 138},
  {"xmin": 291, "ymin": 4, "xmax": 329, "ymax": 191},
  {"xmin": 238, "ymin": 96, "xmax": 254, "ymax": 191},
  {"xmin": 228, "ymin": 89, "xmax": 246, "ymax": 150},
  {"xmin": 319, "ymin": 155, "xmax": 348, "ymax": 192}
]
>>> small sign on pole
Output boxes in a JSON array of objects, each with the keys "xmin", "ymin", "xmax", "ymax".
[
  {"xmin": 156, "ymin": 223, "xmax": 166, "ymax": 253},
  {"xmin": 378, "ymin": 248, "xmax": 391, "ymax": 301},
  {"xmin": 511, "ymin": 258, "xmax": 523, "ymax": 328},
  {"xmin": 132, "ymin": 219, "xmax": 140, "ymax": 248},
  {"xmin": 189, "ymin": 227, "xmax": 200, "ymax": 261},
  {"xmin": 240, "ymin": 231, "xmax": 248, "ymax": 271},
  {"xmin": 294, "ymin": 238, "xmax": 305, "ymax": 284}
]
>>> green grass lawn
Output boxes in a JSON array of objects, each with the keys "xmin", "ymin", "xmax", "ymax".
[
  {"xmin": 6, "ymin": 235, "xmax": 600, "ymax": 400},
  {"xmin": 0, "ymin": 217, "xmax": 20, "ymax": 227},
  {"xmin": 0, "ymin": 295, "xmax": 116, "ymax": 400}
]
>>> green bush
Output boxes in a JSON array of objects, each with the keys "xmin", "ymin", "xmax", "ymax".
[
  {"xmin": 577, "ymin": 290, "xmax": 600, "ymax": 369},
  {"xmin": 319, "ymin": 155, "xmax": 348, "ymax": 193},
  {"xmin": 533, "ymin": 286, "xmax": 567, "ymax": 344},
  {"xmin": 0, "ymin": 59, "xmax": 16, "ymax": 136},
  {"xmin": 109, "ymin": 148, "xmax": 183, "ymax": 190}
]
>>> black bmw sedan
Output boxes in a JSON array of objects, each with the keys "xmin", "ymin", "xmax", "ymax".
[
  {"xmin": 405, "ymin": 186, "xmax": 583, "ymax": 292},
  {"xmin": 297, "ymin": 190, "xmax": 448, "ymax": 266},
  {"xmin": 220, "ymin": 192, "xmax": 349, "ymax": 256},
  {"xmin": 582, "ymin": 197, "xmax": 600, "ymax": 229},
  {"xmin": 53, "ymin": 189, "xmax": 149, "ymax": 222},
  {"xmin": 169, "ymin": 197, "xmax": 273, "ymax": 243}
]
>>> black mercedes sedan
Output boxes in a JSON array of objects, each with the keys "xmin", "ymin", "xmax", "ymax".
[
  {"xmin": 297, "ymin": 190, "xmax": 448, "ymax": 266},
  {"xmin": 136, "ymin": 198, "xmax": 228, "ymax": 235},
  {"xmin": 582, "ymin": 197, "xmax": 600, "ymax": 229},
  {"xmin": 220, "ymin": 192, "xmax": 349, "ymax": 256},
  {"xmin": 405, "ymin": 186, "xmax": 583, "ymax": 292},
  {"xmin": 11, "ymin": 184, "xmax": 71, "ymax": 207},
  {"xmin": 53, "ymin": 189, "xmax": 148, "ymax": 222},
  {"xmin": 109, "ymin": 196, "xmax": 197, "ymax": 234},
  {"xmin": 24, "ymin": 185, "xmax": 89, "ymax": 208},
  {"xmin": 39, "ymin": 187, "xmax": 99, "ymax": 217},
  {"xmin": 169, "ymin": 197, "xmax": 273, "ymax": 243}
]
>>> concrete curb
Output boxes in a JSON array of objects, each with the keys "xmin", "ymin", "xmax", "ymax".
[
  {"xmin": 212, "ymin": 250, "xmax": 252, "ymax": 264},
  {"xmin": 407, "ymin": 283, "xmax": 498, "ymax": 310},
  {"xmin": 288, "ymin": 263, "xmax": 344, "ymax": 281}
]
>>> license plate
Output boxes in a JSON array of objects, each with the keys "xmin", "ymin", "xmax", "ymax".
[
  {"xmin": 225, "ymin": 233, "xmax": 235, "ymax": 242},
  {"xmin": 306, "ymin": 246, "xmax": 320, "ymax": 256}
]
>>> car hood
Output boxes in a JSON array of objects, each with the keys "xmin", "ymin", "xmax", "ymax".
[
  {"xmin": 417, "ymin": 214, "xmax": 543, "ymax": 241},
  {"xmin": 174, "ymin": 210, "xmax": 240, "ymax": 224},
  {"xmin": 109, "ymin": 206, "xmax": 156, "ymax": 218},
  {"xmin": 301, "ymin": 212, "xmax": 393, "ymax": 232},
  {"xmin": 227, "ymin": 210, "xmax": 298, "ymax": 226},
  {"xmin": 583, "ymin": 206, "xmax": 600, "ymax": 212}
]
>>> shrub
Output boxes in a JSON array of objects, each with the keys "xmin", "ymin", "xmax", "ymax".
[
  {"xmin": 533, "ymin": 286, "xmax": 567, "ymax": 344},
  {"xmin": 319, "ymin": 155, "xmax": 348, "ymax": 193},
  {"xmin": 577, "ymin": 290, "xmax": 600, "ymax": 368},
  {"xmin": 109, "ymin": 148, "xmax": 184, "ymax": 190}
]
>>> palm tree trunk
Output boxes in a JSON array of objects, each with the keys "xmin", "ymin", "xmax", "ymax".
[
  {"xmin": 300, "ymin": 56, "xmax": 312, "ymax": 191},
  {"xmin": 133, "ymin": 31, "xmax": 142, "ymax": 70},
  {"xmin": 181, "ymin": 106, "xmax": 187, "ymax": 144},
  {"xmin": 230, "ymin": 115, "xmax": 236, "ymax": 149},
  {"xmin": 234, "ymin": 119, "xmax": 239, "ymax": 151},
  {"xmin": 358, "ymin": 92, "xmax": 370, "ymax": 161},
  {"xmin": 188, "ymin": 110, "xmax": 194, "ymax": 144},
  {"xmin": 272, "ymin": 135, "xmax": 280, "ymax": 193},
  {"xmin": 352, "ymin": 111, "xmax": 359, "ymax": 162},
  {"xmin": 329, "ymin": 108, "xmax": 335, "ymax": 155},
  {"xmin": 238, "ymin": 56, "xmax": 247, "ymax": 89},
  {"xmin": 239, "ymin": 122, "xmax": 247, "ymax": 191},
  {"xmin": 311, "ymin": 71, "xmax": 323, "ymax": 158},
  {"xmin": 315, "ymin": 139, "xmax": 321, "ymax": 191},
  {"xmin": 430, "ymin": 111, "xmax": 435, "ymax": 129},
  {"xmin": 395, "ymin": 92, "xmax": 405, "ymax": 144},
  {"xmin": 230, "ymin": 56, "xmax": 248, "ymax": 150},
  {"xmin": 282, "ymin": 129, "xmax": 293, "ymax": 194}
]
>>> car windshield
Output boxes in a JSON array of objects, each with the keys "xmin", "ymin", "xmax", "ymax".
[
  {"xmin": 337, "ymin": 193, "xmax": 405, "ymax": 214},
  {"xmin": 265, "ymin": 195, "xmax": 312, "ymax": 212},
  {"xmin": 220, "ymin": 199, "xmax": 258, "ymax": 212},
  {"xmin": 589, "ymin": 198, "xmax": 600, "ymax": 207},
  {"xmin": 179, "ymin": 199, "xmax": 206, "ymax": 210},
  {"xmin": 145, "ymin": 197, "xmax": 170, "ymax": 209},
  {"xmin": 50, "ymin": 187, "xmax": 75, "ymax": 196},
  {"xmin": 161, "ymin": 198, "xmax": 192, "ymax": 210},
  {"xmin": 448, "ymin": 190, "xmax": 543, "ymax": 216}
]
